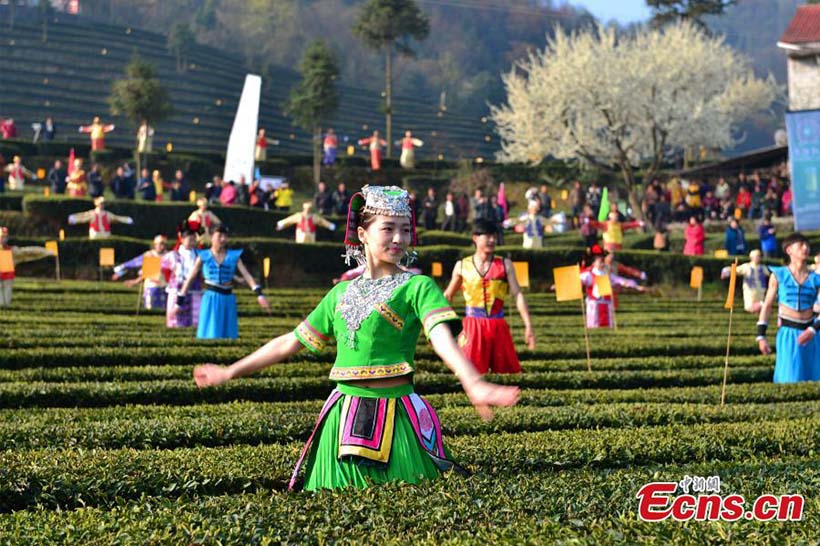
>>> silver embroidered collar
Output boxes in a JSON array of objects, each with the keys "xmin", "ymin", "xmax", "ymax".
[{"xmin": 337, "ymin": 271, "xmax": 414, "ymax": 348}]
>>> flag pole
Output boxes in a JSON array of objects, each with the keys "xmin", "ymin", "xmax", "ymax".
[
  {"xmin": 720, "ymin": 258, "xmax": 739, "ymax": 406},
  {"xmin": 136, "ymin": 279, "xmax": 144, "ymax": 315},
  {"xmin": 580, "ymin": 297, "xmax": 592, "ymax": 372},
  {"xmin": 720, "ymin": 303, "xmax": 735, "ymax": 407}
]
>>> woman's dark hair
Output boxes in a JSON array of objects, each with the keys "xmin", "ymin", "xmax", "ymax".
[
  {"xmin": 781, "ymin": 232, "xmax": 810, "ymax": 265},
  {"xmin": 472, "ymin": 218, "xmax": 497, "ymax": 236},
  {"xmin": 211, "ymin": 224, "xmax": 229, "ymax": 235},
  {"xmin": 358, "ymin": 210, "xmax": 377, "ymax": 231}
]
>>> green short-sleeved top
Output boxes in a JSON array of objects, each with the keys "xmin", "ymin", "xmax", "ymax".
[{"xmin": 294, "ymin": 272, "xmax": 461, "ymax": 381}]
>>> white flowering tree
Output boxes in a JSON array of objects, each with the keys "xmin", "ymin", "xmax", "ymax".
[{"xmin": 490, "ymin": 22, "xmax": 779, "ymax": 218}]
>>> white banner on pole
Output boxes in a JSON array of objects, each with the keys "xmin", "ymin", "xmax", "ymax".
[{"xmin": 223, "ymin": 74, "xmax": 261, "ymax": 186}]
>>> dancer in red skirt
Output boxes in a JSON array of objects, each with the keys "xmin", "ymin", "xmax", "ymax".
[{"xmin": 444, "ymin": 219, "xmax": 535, "ymax": 374}]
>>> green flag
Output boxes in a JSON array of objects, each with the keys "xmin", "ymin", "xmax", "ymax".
[{"xmin": 597, "ymin": 187, "xmax": 610, "ymax": 222}]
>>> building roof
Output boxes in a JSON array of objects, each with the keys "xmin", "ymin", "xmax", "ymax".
[
  {"xmin": 677, "ymin": 145, "xmax": 788, "ymax": 178},
  {"xmin": 779, "ymin": 5, "xmax": 820, "ymax": 45}
]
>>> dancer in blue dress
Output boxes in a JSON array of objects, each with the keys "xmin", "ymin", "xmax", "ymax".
[
  {"xmin": 757, "ymin": 233, "xmax": 820, "ymax": 383},
  {"xmin": 176, "ymin": 225, "xmax": 269, "ymax": 339}
]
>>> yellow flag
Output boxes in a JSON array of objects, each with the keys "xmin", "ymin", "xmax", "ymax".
[
  {"xmin": 554, "ymin": 265, "xmax": 582, "ymax": 302},
  {"xmin": 561, "ymin": 189, "xmax": 569, "ymax": 201},
  {"xmin": 189, "ymin": 190, "xmax": 197, "ymax": 203},
  {"xmin": 714, "ymin": 249, "xmax": 729, "ymax": 259},
  {"xmin": 513, "ymin": 261, "xmax": 530, "ymax": 288},
  {"xmin": 99, "ymin": 248, "xmax": 115, "ymax": 267},
  {"xmin": 0, "ymin": 250, "xmax": 14, "ymax": 273},
  {"xmin": 690, "ymin": 266, "xmax": 703, "ymax": 288},
  {"xmin": 594, "ymin": 274, "xmax": 612, "ymax": 297},
  {"xmin": 59, "ymin": 229, "xmax": 65, "ymax": 241},
  {"xmin": 724, "ymin": 262, "xmax": 737, "ymax": 310},
  {"xmin": 431, "ymin": 262, "xmax": 443, "ymax": 278},
  {"xmin": 346, "ymin": 144, "xmax": 355, "ymax": 156},
  {"xmin": 45, "ymin": 241, "xmax": 59, "ymax": 256},
  {"xmin": 142, "ymin": 255, "xmax": 162, "ymax": 281},
  {"xmin": 43, "ymin": 187, "xmax": 51, "ymax": 197},
  {"xmin": 263, "ymin": 257, "xmax": 271, "ymax": 278}
]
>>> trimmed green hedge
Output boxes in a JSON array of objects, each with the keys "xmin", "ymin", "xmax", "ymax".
[
  {"xmin": 22, "ymin": 196, "xmax": 339, "ymax": 241},
  {"xmin": 0, "ymin": 418, "xmax": 815, "ymax": 512}
]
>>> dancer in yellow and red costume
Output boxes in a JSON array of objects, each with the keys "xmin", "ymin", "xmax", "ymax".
[
  {"xmin": 580, "ymin": 245, "xmax": 645, "ymax": 329},
  {"xmin": 67, "ymin": 197, "xmax": 134, "ymax": 239},
  {"xmin": 358, "ymin": 131, "xmax": 387, "ymax": 171},
  {"xmin": 276, "ymin": 202, "xmax": 336, "ymax": 243},
  {"xmin": 78, "ymin": 116, "xmax": 115, "ymax": 151},
  {"xmin": 444, "ymin": 219, "xmax": 535, "ymax": 374},
  {"xmin": 0, "ymin": 226, "xmax": 55, "ymax": 307}
]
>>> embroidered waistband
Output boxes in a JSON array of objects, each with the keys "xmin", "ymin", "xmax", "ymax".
[{"xmin": 329, "ymin": 362, "xmax": 413, "ymax": 381}]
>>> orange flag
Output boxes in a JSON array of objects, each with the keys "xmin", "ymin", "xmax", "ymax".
[
  {"xmin": 141, "ymin": 256, "xmax": 162, "ymax": 281},
  {"xmin": 690, "ymin": 266, "xmax": 703, "ymax": 289},
  {"xmin": 554, "ymin": 265, "xmax": 583, "ymax": 301},
  {"xmin": 0, "ymin": 250, "xmax": 14, "ymax": 274},
  {"xmin": 594, "ymin": 274, "xmax": 612, "ymax": 297},
  {"xmin": 99, "ymin": 248, "xmax": 115, "ymax": 267},
  {"xmin": 431, "ymin": 262, "xmax": 443, "ymax": 277},
  {"xmin": 513, "ymin": 261, "xmax": 530, "ymax": 288},
  {"xmin": 724, "ymin": 262, "xmax": 737, "ymax": 310}
]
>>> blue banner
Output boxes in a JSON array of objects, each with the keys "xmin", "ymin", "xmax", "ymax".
[{"xmin": 785, "ymin": 110, "xmax": 820, "ymax": 231}]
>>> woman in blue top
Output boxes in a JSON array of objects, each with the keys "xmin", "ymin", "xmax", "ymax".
[
  {"xmin": 177, "ymin": 225, "xmax": 269, "ymax": 339},
  {"xmin": 757, "ymin": 232, "xmax": 820, "ymax": 383}
]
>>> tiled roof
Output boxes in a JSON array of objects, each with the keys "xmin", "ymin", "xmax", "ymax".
[{"xmin": 780, "ymin": 5, "xmax": 820, "ymax": 45}]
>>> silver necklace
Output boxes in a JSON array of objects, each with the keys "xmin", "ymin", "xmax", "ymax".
[{"xmin": 338, "ymin": 271, "xmax": 414, "ymax": 348}]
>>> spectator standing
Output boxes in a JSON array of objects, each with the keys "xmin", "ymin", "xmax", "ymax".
[
  {"xmin": 110, "ymin": 166, "xmax": 131, "ymax": 199},
  {"xmin": 578, "ymin": 204, "xmax": 598, "ymax": 249},
  {"xmin": 735, "ymin": 185, "xmax": 751, "ymax": 218},
  {"xmin": 683, "ymin": 216, "xmax": 705, "ymax": 256},
  {"xmin": 569, "ymin": 180, "xmax": 586, "ymax": 227},
  {"xmin": 313, "ymin": 181, "xmax": 333, "ymax": 215},
  {"xmin": 205, "ymin": 176, "xmax": 223, "ymax": 205},
  {"xmin": 724, "ymin": 218, "xmax": 747, "ymax": 256},
  {"xmin": 442, "ymin": 192, "xmax": 458, "ymax": 232},
  {"xmin": 422, "ymin": 187, "xmax": 438, "ymax": 230},
  {"xmin": 220, "ymin": 180, "xmax": 238, "ymax": 206},
  {"xmin": 585, "ymin": 181, "xmax": 602, "ymax": 216},
  {"xmin": 758, "ymin": 215, "xmax": 777, "ymax": 259},
  {"xmin": 537, "ymin": 184, "xmax": 552, "ymax": 218},
  {"xmin": 331, "ymin": 182, "xmax": 351, "ymax": 216},
  {"xmin": 47, "ymin": 160, "xmax": 67, "ymax": 195},
  {"xmin": 235, "ymin": 175, "xmax": 249, "ymax": 206},
  {"xmin": 87, "ymin": 164, "xmax": 104, "ymax": 199},
  {"xmin": 273, "ymin": 181, "xmax": 293, "ymax": 211},
  {"xmin": 138, "ymin": 168, "xmax": 156, "ymax": 201},
  {"xmin": 0, "ymin": 118, "xmax": 17, "ymax": 139},
  {"xmin": 750, "ymin": 181, "xmax": 766, "ymax": 219},
  {"xmin": 171, "ymin": 170, "xmax": 189, "ymax": 202},
  {"xmin": 456, "ymin": 192, "xmax": 470, "ymax": 232}
]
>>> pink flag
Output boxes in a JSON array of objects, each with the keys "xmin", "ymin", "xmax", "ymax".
[
  {"xmin": 67, "ymin": 148, "xmax": 75, "ymax": 176},
  {"xmin": 498, "ymin": 182, "xmax": 509, "ymax": 219}
]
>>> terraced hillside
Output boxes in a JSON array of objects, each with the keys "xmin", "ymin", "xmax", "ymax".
[
  {"xmin": 0, "ymin": 279, "xmax": 816, "ymax": 543},
  {"xmin": 0, "ymin": 12, "xmax": 498, "ymax": 158}
]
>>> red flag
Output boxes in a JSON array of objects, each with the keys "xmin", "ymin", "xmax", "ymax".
[
  {"xmin": 498, "ymin": 182, "xmax": 509, "ymax": 219},
  {"xmin": 67, "ymin": 148, "xmax": 75, "ymax": 176}
]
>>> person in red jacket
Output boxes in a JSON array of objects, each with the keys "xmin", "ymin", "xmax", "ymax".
[
  {"xmin": 735, "ymin": 186, "xmax": 751, "ymax": 218},
  {"xmin": 683, "ymin": 216, "xmax": 706, "ymax": 256}
]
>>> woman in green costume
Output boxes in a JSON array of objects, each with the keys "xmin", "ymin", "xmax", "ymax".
[{"xmin": 193, "ymin": 185, "xmax": 520, "ymax": 490}]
